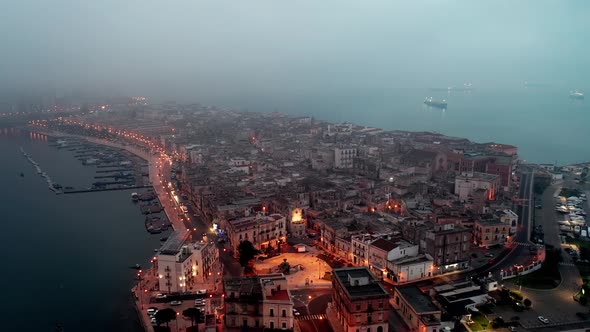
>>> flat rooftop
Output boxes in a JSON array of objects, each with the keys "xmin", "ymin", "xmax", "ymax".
[
  {"xmin": 333, "ymin": 267, "xmax": 389, "ymax": 300},
  {"xmin": 160, "ymin": 230, "xmax": 190, "ymax": 255},
  {"xmin": 396, "ymin": 286, "xmax": 439, "ymax": 314},
  {"xmin": 457, "ymin": 172, "xmax": 500, "ymax": 182}
]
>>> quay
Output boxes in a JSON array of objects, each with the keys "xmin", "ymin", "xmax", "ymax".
[
  {"xmin": 62, "ymin": 185, "xmax": 153, "ymax": 194},
  {"xmin": 96, "ymin": 168, "xmax": 133, "ymax": 173},
  {"xmin": 29, "ymin": 129, "xmax": 204, "ymax": 332}
]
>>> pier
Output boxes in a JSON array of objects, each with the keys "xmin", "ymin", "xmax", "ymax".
[
  {"xmin": 96, "ymin": 168, "xmax": 133, "ymax": 173},
  {"xmin": 20, "ymin": 147, "xmax": 62, "ymax": 194},
  {"xmin": 62, "ymin": 185, "xmax": 153, "ymax": 194}
]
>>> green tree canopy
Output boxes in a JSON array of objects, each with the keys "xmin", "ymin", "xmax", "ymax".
[
  {"xmin": 238, "ymin": 240, "xmax": 258, "ymax": 267},
  {"xmin": 183, "ymin": 307, "xmax": 204, "ymax": 328},
  {"xmin": 155, "ymin": 308, "xmax": 177, "ymax": 327}
]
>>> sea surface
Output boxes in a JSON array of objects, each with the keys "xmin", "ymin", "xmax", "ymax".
[
  {"xmin": 0, "ymin": 129, "xmax": 167, "ymax": 332},
  {"xmin": 199, "ymin": 85, "xmax": 590, "ymax": 165}
]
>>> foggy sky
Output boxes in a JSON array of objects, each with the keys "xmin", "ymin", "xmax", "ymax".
[{"xmin": 1, "ymin": 0, "xmax": 589, "ymax": 102}]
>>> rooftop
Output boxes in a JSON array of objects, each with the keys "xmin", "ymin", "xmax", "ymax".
[
  {"xmin": 371, "ymin": 238, "xmax": 400, "ymax": 252},
  {"xmin": 389, "ymin": 254, "xmax": 432, "ymax": 266},
  {"xmin": 456, "ymin": 172, "xmax": 500, "ymax": 182},
  {"xmin": 160, "ymin": 230, "xmax": 190, "ymax": 255},
  {"xmin": 223, "ymin": 276, "xmax": 263, "ymax": 301},
  {"xmin": 396, "ymin": 286, "xmax": 439, "ymax": 314},
  {"xmin": 266, "ymin": 289, "xmax": 290, "ymax": 301},
  {"xmin": 333, "ymin": 267, "xmax": 389, "ymax": 300},
  {"xmin": 477, "ymin": 219, "xmax": 505, "ymax": 226}
]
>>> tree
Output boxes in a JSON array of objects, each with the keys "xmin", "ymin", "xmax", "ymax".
[
  {"xmin": 155, "ymin": 308, "xmax": 177, "ymax": 327},
  {"xmin": 523, "ymin": 298, "xmax": 532, "ymax": 308},
  {"xmin": 581, "ymin": 296, "xmax": 588, "ymax": 306},
  {"xmin": 238, "ymin": 240, "xmax": 258, "ymax": 267},
  {"xmin": 183, "ymin": 307, "xmax": 204, "ymax": 328},
  {"xmin": 492, "ymin": 317, "xmax": 505, "ymax": 329}
]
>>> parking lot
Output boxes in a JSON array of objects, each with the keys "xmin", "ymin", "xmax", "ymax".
[{"xmin": 141, "ymin": 291, "xmax": 218, "ymax": 331}]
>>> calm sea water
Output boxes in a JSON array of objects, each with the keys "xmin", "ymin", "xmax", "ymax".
[
  {"xmin": 202, "ymin": 85, "xmax": 590, "ymax": 165},
  {"xmin": 0, "ymin": 129, "xmax": 167, "ymax": 332}
]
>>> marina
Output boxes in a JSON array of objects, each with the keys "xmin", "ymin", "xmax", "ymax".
[
  {"xmin": 39, "ymin": 136, "xmax": 151, "ymax": 194},
  {"xmin": 2, "ymin": 130, "xmax": 161, "ymax": 332},
  {"xmin": 33, "ymin": 132, "xmax": 173, "ymax": 236}
]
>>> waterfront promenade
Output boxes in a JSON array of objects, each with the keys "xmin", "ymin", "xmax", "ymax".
[
  {"xmin": 30, "ymin": 129, "xmax": 189, "ymax": 332},
  {"xmin": 83, "ymin": 137, "xmax": 186, "ymax": 232},
  {"xmin": 80, "ymin": 137, "xmax": 195, "ymax": 332}
]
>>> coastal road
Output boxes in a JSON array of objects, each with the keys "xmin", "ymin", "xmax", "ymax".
[
  {"xmin": 501, "ymin": 172, "xmax": 585, "ymax": 330},
  {"xmin": 491, "ymin": 169, "xmax": 536, "ymax": 273},
  {"xmin": 435, "ymin": 169, "xmax": 537, "ymax": 283},
  {"xmin": 82, "ymin": 136, "xmax": 187, "ymax": 232}
]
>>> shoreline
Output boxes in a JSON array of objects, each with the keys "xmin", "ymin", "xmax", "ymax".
[
  {"xmin": 26, "ymin": 128, "xmax": 184, "ymax": 332},
  {"xmin": 26, "ymin": 128, "xmax": 184, "ymax": 232},
  {"xmin": 2, "ymin": 132, "xmax": 160, "ymax": 332}
]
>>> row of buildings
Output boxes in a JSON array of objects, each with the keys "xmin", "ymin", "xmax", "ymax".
[
  {"xmin": 316, "ymin": 206, "xmax": 517, "ymax": 283},
  {"xmin": 220, "ymin": 266, "xmax": 500, "ymax": 332},
  {"xmin": 38, "ymin": 101, "xmax": 526, "ymax": 332}
]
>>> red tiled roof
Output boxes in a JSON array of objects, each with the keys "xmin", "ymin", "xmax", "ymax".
[{"xmin": 266, "ymin": 290, "xmax": 290, "ymax": 301}]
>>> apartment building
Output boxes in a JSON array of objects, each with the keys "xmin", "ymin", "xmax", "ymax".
[{"xmin": 331, "ymin": 267, "xmax": 390, "ymax": 332}]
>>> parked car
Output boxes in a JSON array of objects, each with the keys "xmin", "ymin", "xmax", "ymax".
[
  {"xmin": 196, "ymin": 289, "xmax": 207, "ymax": 295},
  {"xmin": 147, "ymin": 308, "xmax": 158, "ymax": 315},
  {"xmin": 293, "ymin": 309, "xmax": 300, "ymax": 316},
  {"xmin": 538, "ymin": 316, "xmax": 549, "ymax": 324},
  {"xmin": 170, "ymin": 300, "xmax": 182, "ymax": 306},
  {"xmin": 155, "ymin": 294, "xmax": 167, "ymax": 299}
]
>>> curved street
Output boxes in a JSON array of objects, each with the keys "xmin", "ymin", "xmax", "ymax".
[{"xmin": 503, "ymin": 174, "xmax": 585, "ymax": 330}]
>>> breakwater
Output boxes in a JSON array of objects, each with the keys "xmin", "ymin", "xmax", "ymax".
[{"xmin": 20, "ymin": 146, "xmax": 62, "ymax": 194}]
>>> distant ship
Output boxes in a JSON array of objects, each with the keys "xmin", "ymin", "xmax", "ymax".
[
  {"xmin": 430, "ymin": 83, "xmax": 473, "ymax": 92},
  {"xmin": 570, "ymin": 90, "xmax": 584, "ymax": 100},
  {"xmin": 424, "ymin": 97, "xmax": 447, "ymax": 109}
]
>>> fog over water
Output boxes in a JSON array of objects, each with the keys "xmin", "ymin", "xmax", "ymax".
[{"xmin": 2, "ymin": 1, "xmax": 590, "ymax": 162}]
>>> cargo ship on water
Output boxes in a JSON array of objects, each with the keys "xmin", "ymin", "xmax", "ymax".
[
  {"xmin": 424, "ymin": 97, "xmax": 447, "ymax": 109},
  {"xmin": 570, "ymin": 90, "xmax": 584, "ymax": 100},
  {"xmin": 430, "ymin": 83, "xmax": 473, "ymax": 92}
]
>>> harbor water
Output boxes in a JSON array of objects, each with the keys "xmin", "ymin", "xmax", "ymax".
[
  {"xmin": 200, "ymin": 85, "xmax": 590, "ymax": 165},
  {"xmin": 0, "ymin": 128, "xmax": 165, "ymax": 332}
]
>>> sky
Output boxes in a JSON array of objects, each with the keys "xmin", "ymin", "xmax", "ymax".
[{"xmin": 1, "ymin": 1, "xmax": 589, "ymax": 102}]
